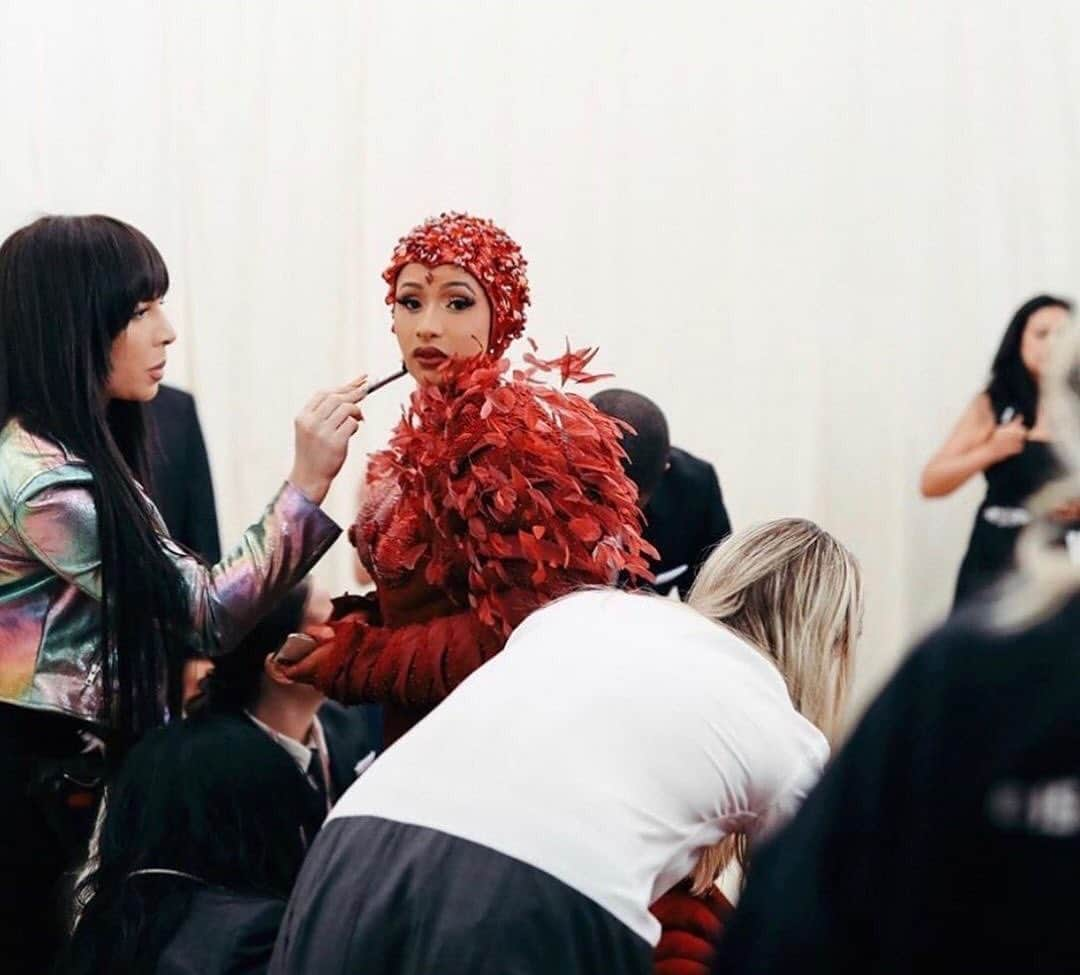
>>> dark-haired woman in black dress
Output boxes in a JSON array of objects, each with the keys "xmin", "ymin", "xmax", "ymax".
[{"xmin": 921, "ymin": 295, "xmax": 1079, "ymax": 608}]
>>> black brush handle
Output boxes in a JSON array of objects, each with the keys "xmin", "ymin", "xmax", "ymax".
[{"xmin": 360, "ymin": 364, "xmax": 408, "ymax": 400}]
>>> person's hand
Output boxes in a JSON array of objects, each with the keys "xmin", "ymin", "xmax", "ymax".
[
  {"xmin": 1051, "ymin": 499, "xmax": 1080, "ymax": 522},
  {"xmin": 288, "ymin": 374, "xmax": 367, "ymax": 504},
  {"xmin": 181, "ymin": 658, "xmax": 214, "ymax": 714},
  {"xmin": 279, "ymin": 615, "xmax": 368, "ymax": 692},
  {"xmin": 305, "ymin": 623, "xmax": 335, "ymax": 644},
  {"xmin": 276, "ymin": 625, "xmax": 336, "ymax": 687},
  {"xmin": 984, "ymin": 418, "xmax": 1027, "ymax": 464}
]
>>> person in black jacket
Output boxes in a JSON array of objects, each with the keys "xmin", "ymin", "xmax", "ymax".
[
  {"xmin": 148, "ymin": 386, "xmax": 226, "ymax": 714},
  {"xmin": 591, "ymin": 389, "xmax": 732, "ymax": 597},
  {"xmin": 59, "ymin": 714, "xmax": 313, "ymax": 975},
  {"xmin": 146, "ymin": 384, "xmax": 222, "ymax": 562},
  {"xmin": 191, "ymin": 581, "xmax": 378, "ymax": 834}
]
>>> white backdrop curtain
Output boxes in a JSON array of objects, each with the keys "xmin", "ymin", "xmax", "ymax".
[{"xmin": 4, "ymin": 0, "xmax": 1080, "ymax": 715}]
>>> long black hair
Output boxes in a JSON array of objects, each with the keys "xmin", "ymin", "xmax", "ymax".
[
  {"xmin": 0, "ymin": 215, "xmax": 190, "ymax": 748},
  {"xmin": 59, "ymin": 714, "xmax": 313, "ymax": 974},
  {"xmin": 987, "ymin": 294, "xmax": 1073, "ymax": 427}
]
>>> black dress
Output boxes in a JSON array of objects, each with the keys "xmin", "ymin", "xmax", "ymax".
[{"xmin": 953, "ymin": 434, "xmax": 1062, "ymax": 608}]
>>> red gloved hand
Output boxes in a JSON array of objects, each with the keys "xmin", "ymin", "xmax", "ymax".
[
  {"xmin": 280, "ymin": 612, "xmax": 370, "ymax": 693},
  {"xmin": 651, "ymin": 882, "xmax": 735, "ymax": 975}
]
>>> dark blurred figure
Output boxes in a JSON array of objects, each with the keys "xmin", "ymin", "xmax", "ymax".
[
  {"xmin": 711, "ymin": 598, "xmax": 1080, "ymax": 975},
  {"xmin": 147, "ymin": 384, "xmax": 221, "ymax": 562},
  {"xmin": 58, "ymin": 714, "xmax": 313, "ymax": 975},
  {"xmin": 591, "ymin": 389, "xmax": 731, "ymax": 597},
  {"xmin": 193, "ymin": 581, "xmax": 378, "ymax": 837}
]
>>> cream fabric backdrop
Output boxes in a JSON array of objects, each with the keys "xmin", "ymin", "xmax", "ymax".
[{"xmin": 4, "ymin": 0, "xmax": 1080, "ymax": 715}]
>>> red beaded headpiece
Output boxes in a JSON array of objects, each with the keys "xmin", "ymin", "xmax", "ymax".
[{"xmin": 383, "ymin": 212, "xmax": 531, "ymax": 357}]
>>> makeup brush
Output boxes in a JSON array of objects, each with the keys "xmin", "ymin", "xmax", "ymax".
[{"xmin": 360, "ymin": 364, "xmax": 408, "ymax": 401}]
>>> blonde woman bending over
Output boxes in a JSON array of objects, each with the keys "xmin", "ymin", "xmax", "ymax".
[
  {"xmin": 650, "ymin": 518, "xmax": 860, "ymax": 973},
  {"xmin": 269, "ymin": 518, "xmax": 861, "ymax": 975}
]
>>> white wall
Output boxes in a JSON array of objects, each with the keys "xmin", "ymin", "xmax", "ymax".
[{"xmin": 5, "ymin": 0, "xmax": 1079, "ymax": 715}]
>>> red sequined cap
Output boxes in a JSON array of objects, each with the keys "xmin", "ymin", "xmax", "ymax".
[{"xmin": 383, "ymin": 212, "xmax": 530, "ymax": 358}]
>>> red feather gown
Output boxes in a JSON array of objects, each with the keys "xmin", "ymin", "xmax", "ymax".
[{"xmin": 291, "ymin": 352, "xmax": 656, "ymax": 743}]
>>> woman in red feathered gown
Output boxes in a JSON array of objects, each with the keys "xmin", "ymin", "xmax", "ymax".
[{"xmin": 286, "ymin": 212, "xmax": 655, "ymax": 743}]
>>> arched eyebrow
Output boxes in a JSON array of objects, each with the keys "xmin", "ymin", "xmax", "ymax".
[
  {"xmin": 397, "ymin": 278, "xmax": 477, "ymax": 295},
  {"xmin": 441, "ymin": 280, "xmax": 477, "ymax": 295}
]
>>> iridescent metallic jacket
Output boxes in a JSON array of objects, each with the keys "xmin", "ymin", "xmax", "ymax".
[{"xmin": 0, "ymin": 418, "xmax": 341, "ymax": 729}]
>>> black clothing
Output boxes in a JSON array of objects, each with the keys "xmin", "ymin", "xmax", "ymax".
[
  {"xmin": 713, "ymin": 594, "xmax": 1080, "ymax": 974},
  {"xmin": 270, "ymin": 817, "xmax": 652, "ymax": 975},
  {"xmin": 245, "ymin": 702, "xmax": 374, "ymax": 841},
  {"xmin": 643, "ymin": 447, "xmax": 731, "ymax": 597},
  {"xmin": 954, "ymin": 390, "xmax": 1064, "ymax": 607},
  {"xmin": 317, "ymin": 700, "xmax": 376, "ymax": 800},
  {"xmin": 157, "ymin": 889, "xmax": 283, "ymax": 975},
  {"xmin": 147, "ymin": 385, "xmax": 222, "ymax": 562},
  {"xmin": 954, "ymin": 438, "xmax": 1062, "ymax": 606},
  {"xmin": 0, "ymin": 705, "xmax": 103, "ymax": 974}
]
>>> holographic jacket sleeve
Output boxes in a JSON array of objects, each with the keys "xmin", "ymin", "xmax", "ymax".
[
  {"xmin": 0, "ymin": 418, "xmax": 340, "ymax": 724},
  {"xmin": 14, "ymin": 469, "xmax": 340, "ymax": 654}
]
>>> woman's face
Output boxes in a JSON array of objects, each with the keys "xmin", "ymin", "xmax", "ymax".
[
  {"xmin": 393, "ymin": 263, "xmax": 492, "ymax": 384},
  {"xmin": 1021, "ymin": 304, "xmax": 1070, "ymax": 378},
  {"xmin": 105, "ymin": 299, "xmax": 176, "ymax": 401}
]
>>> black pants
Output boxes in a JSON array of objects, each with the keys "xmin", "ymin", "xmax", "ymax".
[
  {"xmin": 271, "ymin": 816, "xmax": 653, "ymax": 975},
  {"xmin": 0, "ymin": 706, "xmax": 104, "ymax": 975}
]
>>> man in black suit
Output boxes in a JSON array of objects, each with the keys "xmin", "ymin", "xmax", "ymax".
[
  {"xmin": 591, "ymin": 389, "xmax": 732, "ymax": 598},
  {"xmin": 146, "ymin": 384, "xmax": 222, "ymax": 562},
  {"xmin": 192, "ymin": 582, "xmax": 378, "ymax": 836}
]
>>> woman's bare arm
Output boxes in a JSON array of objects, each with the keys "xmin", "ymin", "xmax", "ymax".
[{"xmin": 920, "ymin": 393, "xmax": 1026, "ymax": 497}]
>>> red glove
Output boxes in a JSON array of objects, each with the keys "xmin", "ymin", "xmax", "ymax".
[
  {"xmin": 284, "ymin": 606, "xmax": 504, "ymax": 708},
  {"xmin": 281, "ymin": 592, "xmax": 382, "ymax": 693},
  {"xmin": 651, "ymin": 881, "xmax": 735, "ymax": 975}
]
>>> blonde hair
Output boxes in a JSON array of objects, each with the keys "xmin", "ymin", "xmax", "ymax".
[
  {"xmin": 685, "ymin": 517, "xmax": 863, "ymax": 893},
  {"xmin": 999, "ymin": 320, "xmax": 1080, "ymax": 626}
]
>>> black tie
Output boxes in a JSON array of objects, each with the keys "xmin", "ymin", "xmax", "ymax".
[{"xmin": 307, "ymin": 747, "xmax": 329, "ymax": 813}]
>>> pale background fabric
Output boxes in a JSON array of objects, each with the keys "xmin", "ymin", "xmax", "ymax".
[{"xmin": 3, "ymin": 0, "xmax": 1079, "ymax": 716}]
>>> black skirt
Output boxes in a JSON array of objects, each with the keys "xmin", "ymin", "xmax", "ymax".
[
  {"xmin": 270, "ymin": 816, "xmax": 652, "ymax": 975},
  {"xmin": 953, "ymin": 510, "xmax": 1020, "ymax": 608}
]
